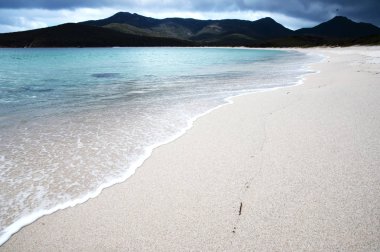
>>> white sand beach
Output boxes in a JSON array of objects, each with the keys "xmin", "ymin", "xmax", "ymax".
[{"xmin": 1, "ymin": 47, "xmax": 380, "ymax": 251}]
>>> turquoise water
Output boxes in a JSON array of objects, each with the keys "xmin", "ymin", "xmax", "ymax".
[{"xmin": 0, "ymin": 47, "xmax": 319, "ymax": 245}]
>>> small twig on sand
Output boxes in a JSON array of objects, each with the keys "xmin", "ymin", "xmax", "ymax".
[{"xmin": 239, "ymin": 202, "xmax": 243, "ymax": 215}]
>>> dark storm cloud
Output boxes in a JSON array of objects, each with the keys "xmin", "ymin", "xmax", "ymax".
[
  {"xmin": 232, "ymin": 0, "xmax": 380, "ymax": 25},
  {"xmin": 183, "ymin": 0, "xmax": 380, "ymax": 26},
  {"xmin": 0, "ymin": 0, "xmax": 102, "ymax": 9}
]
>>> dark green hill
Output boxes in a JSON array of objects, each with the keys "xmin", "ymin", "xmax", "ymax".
[
  {"xmin": 1, "ymin": 13, "xmax": 380, "ymax": 47},
  {"xmin": 352, "ymin": 34, "xmax": 380, "ymax": 45},
  {"xmin": 296, "ymin": 16, "xmax": 380, "ymax": 38},
  {"xmin": 83, "ymin": 12, "xmax": 162, "ymax": 28},
  {"xmin": 82, "ymin": 12, "xmax": 293, "ymax": 41},
  {"xmin": 0, "ymin": 23, "xmax": 194, "ymax": 47}
]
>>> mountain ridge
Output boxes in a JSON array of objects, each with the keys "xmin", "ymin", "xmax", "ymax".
[
  {"xmin": 1, "ymin": 12, "xmax": 380, "ymax": 47},
  {"xmin": 296, "ymin": 16, "xmax": 380, "ymax": 38},
  {"xmin": 0, "ymin": 23, "xmax": 193, "ymax": 47},
  {"xmin": 82, "ymin": 12, "xmax": 293, "ymax": 41}
]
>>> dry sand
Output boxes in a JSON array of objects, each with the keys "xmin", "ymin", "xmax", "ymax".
[{"xmin": 1, "ymin": 47, "xmax": 380, "ymax": 251}]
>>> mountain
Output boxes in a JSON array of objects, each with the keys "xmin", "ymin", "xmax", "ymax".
[
  {"xmin": 0, "ymin": 13, "xmax": 380, "ymax": 47},
  {"xmin": 296, "ymin": 16, "xmax": 380, "ymax": 38},
  {"xmin": 84, "ymin": 12, "xmax": 163, "ymax": 28},
  {"xmin": 82, "ymin": 12, "xmax": 293, "ymax": 42},
  {"xmin": 0, "ymin": 23, "xmax": 193, "ymax": 47}
]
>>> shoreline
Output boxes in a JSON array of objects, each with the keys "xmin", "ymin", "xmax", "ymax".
[
  {"xmin": 0, "ymin": 47, "xmax": 319, "ymax": 246},
  {"xmin": 1, "ymin": 46, "xmax": 380, "ymax": 251}
]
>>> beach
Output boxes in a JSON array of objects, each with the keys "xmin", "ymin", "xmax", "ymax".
[{"xmin": 1, "ymin": 46, "xmax": 380, "ymax": 251}]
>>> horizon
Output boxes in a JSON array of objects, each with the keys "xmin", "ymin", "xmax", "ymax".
[{"xmin": 0, "ymin": 0, "xmax": 379, "ymax": 33}]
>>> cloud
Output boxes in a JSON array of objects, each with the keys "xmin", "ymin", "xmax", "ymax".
[
  {"xmin": 236, "ymin": 0, "xmax": 380, "ymax": 25},
  {"xmin": 0, "ymin": 8, "xmax": 120, "ymax": 32},
  {"xmin": 0, "ymin": 0, "xmax": 379, "ymax": 33},
  {"xmin": 0, "ymin": 9, "xmax": 48, "ymax": 32},
  {"xmin": 0, "ymin": 0, "xmax": 104, "ymax": 9}
]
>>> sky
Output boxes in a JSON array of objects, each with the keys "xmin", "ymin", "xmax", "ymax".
[{"xmin": 0, "ymin": 0, "xmax": 379, "ymax": 33}]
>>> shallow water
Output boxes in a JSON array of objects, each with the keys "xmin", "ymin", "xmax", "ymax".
[{"xmin": 0, "ymin": 47, "xmax": 320, "ymax": 244}]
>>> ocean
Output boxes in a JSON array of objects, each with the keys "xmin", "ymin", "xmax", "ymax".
[{"xmin": 0, "ymin": 47, "xmax": 320, "ymax": 245}]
